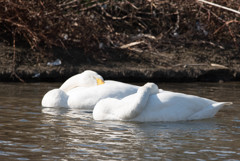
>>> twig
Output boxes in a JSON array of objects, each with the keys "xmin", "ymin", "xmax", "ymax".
[
  {"xmin": 174, "ymin": 64, "xmax": 207, "ymax": 68},
  {"xmin": 172, "ymin": 10, "xmax": 179, "ymax": 36},
  {"xmin": 227, "ymin": 25, "xmax": 238, "ymax": 49},
  {"xmin": 11, "ymin": 30, "xmax": 25, "ymax": 82},
  {"xmin": 133, "ymin": 34, "xmax": 156, "ymax": 40},
  {"xmin": 213, "ymin": 20, "xmax": 240, "ymax": 48},
  {"xmin": 174, "ymin": 63, "xmax": 228, "ymax": 69},
  {"xmin": 100, "ymin": 4, "xmax": 128, "ymax": 20},
  {"xmin": 80, "ymin": 1, "xmax": 108, "ymax": 12},
  {"xmin": 214, "ymin": 20, "xmax": 240, "ymax": 34},
  {"xmin": 197, "ymin": 0, "xmax": 240, "ymax": 15},
  {"xmin": 199, "ymin": 5, "xmax": 225, "ymax": 23},
  {"xmin": 210, "ymin": 63, "xmax": 228, "ymax": 69},
  {"xmin": 120, "ymin": 41, "xmax": 145, "ymax": 49},
  {"xmin": 12, "ymin": 30, "xmax": 16, "ymax": 74}
]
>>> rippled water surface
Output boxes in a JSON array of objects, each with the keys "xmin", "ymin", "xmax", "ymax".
[{"xmin": 0, "ymin": 82, "xmax": 240, "ymax": 160}]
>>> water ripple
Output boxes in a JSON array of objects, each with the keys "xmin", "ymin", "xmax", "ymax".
[{"xmin": 0, "ymin": 82, "xmax": 240, "ymax": 160}]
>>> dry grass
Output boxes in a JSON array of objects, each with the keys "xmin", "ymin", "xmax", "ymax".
[{"xmin": 0, "ymin": 0, "xmax": 239, "ymax": 56}]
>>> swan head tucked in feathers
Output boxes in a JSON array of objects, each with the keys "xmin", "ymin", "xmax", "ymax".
[
  {"xmin": 41, "ymin": 70, "xmax": 104, "ymax": 108},
  {"xmin": 59, "ymin": 70, "xmax": 104, "ymax": 92},
  {"xmin": 138, "ymin": 83, "xmax": 159, "ymax": 95}
]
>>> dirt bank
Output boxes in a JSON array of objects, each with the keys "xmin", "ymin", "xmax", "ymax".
[{"xmin": 0, "ymin": 42, "xmax": 239, "ymax": 83}]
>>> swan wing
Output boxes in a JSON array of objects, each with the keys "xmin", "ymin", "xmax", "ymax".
[
  {"xmin": 188, "ymin": 102, "xmax": 232, "ymax": 120},
  {"xmin": 67, "ymin": 81, "xmax": 138, "ymax": 109},
  {"xmin": 133, "ymin": 92, "xmax": 231, "ymax": 122}
]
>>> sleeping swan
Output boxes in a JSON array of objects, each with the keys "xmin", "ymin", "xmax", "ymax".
[
  {"xmin": 41, "ymin": 70, "xmax": 138, "ymax": 109},
  {"xmin": 93, "ymin": 83, "xmax": 232, "ymax": 122}
]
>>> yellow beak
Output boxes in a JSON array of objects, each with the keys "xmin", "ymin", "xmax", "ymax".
[{"xmin": 96, "ymin": 78, "xmax": 105, "ymax": 85}]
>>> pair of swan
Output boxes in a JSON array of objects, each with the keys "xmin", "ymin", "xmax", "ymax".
[{"xmin": 42, "ymin": 70, "xmax": 232, "ymax": 122}]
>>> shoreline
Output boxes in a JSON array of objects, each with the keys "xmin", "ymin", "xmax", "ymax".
[
  {"xmin": 1, "ymin": 43, "xmax": 239, "ymax": 83},
  {"xmin": 1, "ymin": 64, "xmax": 239, "ymax": 83}
]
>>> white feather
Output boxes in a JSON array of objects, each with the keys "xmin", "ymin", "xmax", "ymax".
[{"xmin": 93, "ymin": 83, "xmax": 232, "ymax": 122}]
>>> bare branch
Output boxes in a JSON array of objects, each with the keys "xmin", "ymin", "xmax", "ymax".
[{"xmin": 197, "ymin": 0, "xmax": 240, "ymax": 15}]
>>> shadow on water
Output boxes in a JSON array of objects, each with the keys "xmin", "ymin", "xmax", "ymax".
[{"xmin": 0, "ymin": 82, "xmax": 240, "ymax": 160}]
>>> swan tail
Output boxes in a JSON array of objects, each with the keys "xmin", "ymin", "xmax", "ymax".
[
  {"xmin": 218, "ymin": 102, "xmax": 233, "ymax": 106},
  {"xmin": 212, "ymin": 102, "xmax": 233, "ymax": 111},
  {"xmin": 188, "ymin": 102, "xmax": 232, "ymax": 120}
]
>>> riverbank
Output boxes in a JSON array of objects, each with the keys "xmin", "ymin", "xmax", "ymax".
[
  {"xmin": 1, "ymin": 43, "xmax": 239, "ymax": 83},
  {"xmin": 1, "ymin": 1, "xmax": 239, "ymax": 82}
]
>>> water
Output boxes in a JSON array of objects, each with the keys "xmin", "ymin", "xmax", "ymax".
[{"xmin": 0, "ymin": 82, "xmax": 240, "ymax": 160}]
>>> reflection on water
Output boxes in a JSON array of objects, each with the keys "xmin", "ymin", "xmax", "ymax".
[{"xmin": 0, "ymin": 82, "xmax": 240, "ymax": 160}]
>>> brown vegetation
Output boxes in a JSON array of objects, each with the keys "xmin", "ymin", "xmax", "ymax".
[
  {"xmin": 0, "ymin": 0, "xmax": 240, "ymax": 82},
  {"xmin": 1, "ymin": 0, "xmax": 239, "ymax": 53}
]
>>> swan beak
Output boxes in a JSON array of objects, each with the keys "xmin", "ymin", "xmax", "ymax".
[{"xmin": 96, "ymin": 78, "xmax": 105, "ymax": 85}]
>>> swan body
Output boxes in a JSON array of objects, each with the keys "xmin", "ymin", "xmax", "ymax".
[
  {"xmin": 41, "ymin": 89, "xmax": 68, "ymax": 108},
  {"xmin": 67, "ymin": 80, "xmax": 138, "ymax": 109},
  {"xmin": 41, "ymin": 70, "xmax": 138, "ymax": 109},
  {"xmin": 93, "ymin": 83, "xmax": 232, "ymax": 122}
]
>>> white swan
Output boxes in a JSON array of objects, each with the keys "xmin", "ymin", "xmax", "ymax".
[
  {"xmin": 93, "ymin": 83, "xmax": 232, "ymax": 122},
  {"xmin": 41, "ymin": 70, "xmax": 138, "ymax": 109}
]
